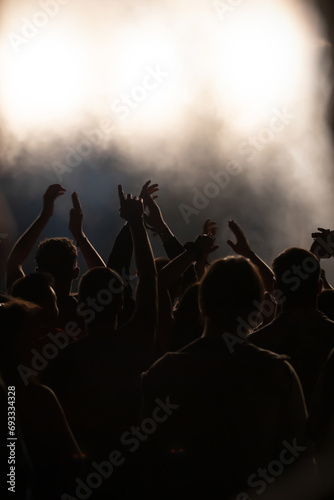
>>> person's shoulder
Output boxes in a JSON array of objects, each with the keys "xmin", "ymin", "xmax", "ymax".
[
  {"xmin": 239, "ymin": 341, "xmax": 288, "ymax": 363},
  {"xmin": 178, "ymin": 336, "xmax": 207, "ymax": 353},
  {"xmin": 140, "ymin": 352, "xmax": 173, "ymax": 397},
  {"xmin": 142, "ymin": 350, "xmax": 180, "ymax": 377},
  {"xmin": 22, "ymin": 382, "xmax": 60, "ymax": 410},
  {"xmin": 248, "ymin": 316, "xmax": 281, "ymax": 346},
  {"xmin": 239, "ymin": 343, "xmax": 299, "ymax": 392},
  {"xmin": 141, "ymin": 340, "xmax": 201, "ymax": 385},
  {"xmin": 149, "ymin": 337, "xmax": 208, "ymax": 370}
]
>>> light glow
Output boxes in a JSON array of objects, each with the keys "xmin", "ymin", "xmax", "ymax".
[
  {"xmin": 2, "ymin": 35, "xmax": 89, "ymax": 127},
  {"xmin": 0, "ymin": 0, "xmax": 321, "ymax": 138},
  {"xmin": 211, "ymin": 3, "xmax": 308, "ymax": 128}
]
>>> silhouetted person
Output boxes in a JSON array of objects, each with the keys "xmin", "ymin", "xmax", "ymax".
[
  {"xmin": 140, "ymin": 256, "xmax": 308, "ymax": 498},
  {"xmin": 6, "ymin": 185, "xmax": 105, "ymax": 331},
  {"xmin": 43, "ymin": 185, "xmax": 157, "ymax": 498},
  {"xmin": 0, "ymin": 299, "xmax": 84, "ymax": 500},
  {"xmin": 249, "ymin": 247, "xmax": 334, "ymax": 409}
]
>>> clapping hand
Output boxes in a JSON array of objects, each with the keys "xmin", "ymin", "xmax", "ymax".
[
  {"xmin": 42, "ymin": 184, "xmax": 66, "ymax": 218},
  {"xmin": 310, "ymin": 227, "xmax": 334, "ymax": 259},
  {"xmin": 227, "ymin": 220, "xmax": 252, "ymax": 258},
  {"xmin": 118, "ymin": 185, "xmax": 144, "ymax": 222},
  {"xmin": 69, "ymin": 192, "xmax": 84, "ymax": 242},
  {"xmin": 139, "ymin": 181, "xmax": 165, "ymax": 230}
]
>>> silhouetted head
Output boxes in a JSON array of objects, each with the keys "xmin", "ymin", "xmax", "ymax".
[
  {"xmin": 199, "ymin": 256, "xmax": 264, "ymax": 329},
  {"xmin": 10, "ymin": 272, "xmax": 59, "ymax": 326},
  {"xmin": 272, "ymin": 247, "xmax": 321, "ymax": 305},
  {"xmin": 78, "ymin": 267, "xmax": 124, "ymax": 330},
  {"xmin": 35, "ymin": 238, "xmax": 79, "ymax": 289}
]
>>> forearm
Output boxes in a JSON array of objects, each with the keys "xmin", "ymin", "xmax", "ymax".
[
  {"xmin": 7, "ymin": 212, "xmax": 50, "ymax": 266},
  {"xmin": 248, "ymin": 250, "xmax": 274, "ymax": 293},
  {"xmin": 6, "ymin": 212, "xmax": 51, "ymax": 290},
  {"xmin": 155, "ymin": 221, "xmax": 174, "ymax": 245},
  {"xmin": 157, "ymin": 285, "xmax": 174, "ymax": 354},
  {"xmin": 107, "ymin": 222, "xmax": 135, "ymax": 322},
  {"xmin": 125, "ymin": 217, "xmax": 157, "ymax": 335},
  {"xmin": 129, "ymin": 218, "xmax": 156, "ymax": 279},
  {"xmin": 195, "ymin": 260, "xmax": 206, "ymax": 280},
  {"xmin": 76, "ymin": 234, "xmax": 106, "ymax": 269},
  {"xmin": 107, "ymin": 222, "xmax": 133, "ymax": 275},
  {"xmin": 159, "ymin": 248, "xmax": 196, "ymax": 289}
]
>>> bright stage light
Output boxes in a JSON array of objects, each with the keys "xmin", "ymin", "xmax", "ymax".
[
  {"xmin": 211, "ymin": 2, "xmax": 308, "ymax": 128},
  {"xmin": 2, "ymin": 35, "xmax": 88, "ymax": 128},
  {"xmin": 110, "ymin": 26, "xmax": 177, "ymax": 90},
  {"xmin": 0, "ymin": 0, "xmax": 318, "ymax": 140},
  {"xmin": 106, "ymin": 23, "xmax": 188, "ymax": 131}
]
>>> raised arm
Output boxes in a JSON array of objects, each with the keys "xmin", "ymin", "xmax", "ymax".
[
  {"xmin": 195, "ymin": 219, "xmax": 218, "ymax": 279},
  {"xmin": 227, "ymin": 219, "xmax": 274, "ymax": 293},
  {"xmin": 159, "ymin": 234, "xmax": 218, "ymax": 290},
  {"xmin": 108, "ymin": 181, "xmax": 160, "ymax": 279},
  {"xmin": 68, "ymin": 192, "xmax": 106, "ymax": 269},
  {"xmin": 141, "ymin": 183, "xmax": 174, "ymax": 246},
  {"xmin": 106, "ymin": 181, "xmax": 159, "ymax": 325},
  {"xmin": 157, "ymin": 234, "xmax": 217, "ymax": 354},
  {"xmin": 143, "ymin": 187, "xmax": 198, "ymax": 289},
  {"xmin": 6, "ymin": 184, "xmax": 66, "ymax": 291},
  {"xmin": 118, "ymin": 185, "xmax": 157, "ymax": 340},
  {"xmin": 107, "ymin": 222, "xmax": 132, "ymax": 275}
]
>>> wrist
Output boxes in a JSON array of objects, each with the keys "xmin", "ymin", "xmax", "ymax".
[
  {"xmin": 127, "ymin": 215, "xmax": 144, "ymax": 226},
  {"xmin": 75, "ymin": 233, "xmax": 87, "ymax": 247},
  {"xmin": 145, "ymin": 219, "xmax": 166, "ymax": 232},
  {"xmin": 157, "ymin": 222, "xmax": 172, "ymax": 236},
  {"xmin": 40, "ymin": 210, "xmax": 52, "ymax": 221},
  {"xmin": 246, "ymin": 249, "xmax": 256, "ymax": 260}
]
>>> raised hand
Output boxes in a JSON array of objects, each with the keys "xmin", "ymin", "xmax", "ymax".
[
  {"xmin": 139, "ymin": 180, "xmax": 159, "ymax": 202},
  {"xmin": 227, "ymin": 220, "xmax": 252, "ymax": 258},
  {"xmin": 194, "ymin": 234, "xmax": 219, "ymax": 260},
  {"xmin": 310, "ymin": 227, "xmax": 334, "ymax": 259},
  {"xmin": 42, "ymin": 184, "xmax": 66, "ymax": 218},
  {"xmin": 69, "ymin": 192, "xmax": 83, "ymax": 242},
  {"xmin": 6, "ymin": 184, "xmax": 66, "ymax": 290},
  {"xmin": 140, "ymin": 188, "xmax": 165, "ymax": 230},
  {"xmin": 118, "ymin": 185, "xmax": 144, "ymax": 222},
  {"xmin": 69, "ymin": 192, "xmax": 106, "ymax": 267},
  {"xmin": 203, "ymin": 219, "xmax": 218, "ymax": 238}
]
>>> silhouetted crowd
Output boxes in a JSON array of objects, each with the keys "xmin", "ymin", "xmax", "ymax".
[{"xmin": 1, "ymin": 180, "xmax": 334, "ymax": 500}]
